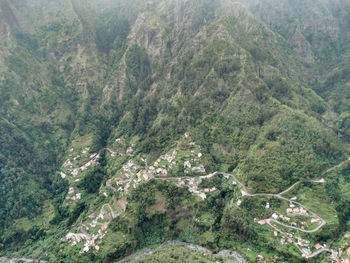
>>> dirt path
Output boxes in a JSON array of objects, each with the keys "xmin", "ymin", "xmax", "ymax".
[{"xmin": 322, "ymin": 157, "xmax": 350, "ymax": 175}]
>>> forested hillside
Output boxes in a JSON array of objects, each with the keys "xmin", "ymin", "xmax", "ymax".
[{"xmin": 0, "ymin": 0, "xmax": 349, "ymax": 262}]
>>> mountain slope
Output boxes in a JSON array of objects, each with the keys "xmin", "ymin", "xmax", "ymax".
[{"xmin": 0, "ymin": 0, "xmax": 349, "ymax": 262}]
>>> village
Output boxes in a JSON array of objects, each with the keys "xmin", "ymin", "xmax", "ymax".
[
  {"xmin": 59, "ymin": 134, "xmax": 347, "ymax": 261},
  {"xmin": 62, "ymin": 134, "xmax": 221, "ymax": 253}
]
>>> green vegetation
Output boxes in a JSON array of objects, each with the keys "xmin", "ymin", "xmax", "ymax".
[{"xmin": 0, "ymin": 0, "xmax": 349, "ymax": 262}]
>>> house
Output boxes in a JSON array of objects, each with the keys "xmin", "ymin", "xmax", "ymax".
[
  {"xmin": 287, "ymin": 208, "xmax": 293, "ymax": 214},
  {"xmin": 237, "ymin": 200, "xmax": 242, "ymax": 206},
  {"xmin": 272, "ymin": 213, "xmax": 279, "ymax": 220},
  {"xmin": 199, "ymin": 193, "xmax": 206, "ymax": 200},
  {"xmin": 257, "ymin": 255, "xmax": 264, "ymax": 260},
  {"xmin": 311, "ymin": 218, "xmax": 320, "ymax": 223},
  {"xmin": 204, "ymin": 188, "xmax": 210, "ymax": 193},
  {"xmin": 68, "ymin": 187, "xmax": 74, "ymax": 195},
  {"xmin": 274, "ymin": 231, "xmax": 278, "ymax": 237},
  {"xmin": 266, "ymin": 202, "xmax": 270, "ymax": 209},
  {"xmin": 72, "ymin": 168, "xmax": 79, "ymax": 176},
  {"xmin": 258, "ymin": 220, "xmax": 266, "ymax": 225},
  {"xmin": 293, "ymin": 208, "xmax": 300, "ymax": 214},
  {"xmin": 315, "ymin": 243, "xmax": 322, "ymax": 250},
  {"xmin": 184, "ymin": 161, "xmax": 191, "ymax": 169},
  {"xmin": 101, "ymin": 224, "xmax": 108, "ymax": 231},
  {"xmin": 300, "ymin": 208, "xmax": 307, "ymax": 215},
  {"xmin": 241, "ymin": 190, "xmax": 247, "ymax": 196}
]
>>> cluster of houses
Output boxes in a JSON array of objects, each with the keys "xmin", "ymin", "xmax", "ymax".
[
  {"xmin": 297, "ymin": 237, "xmax": 310, "ymax": 247},
  {"xmin": 311, "ymin": 218, "xmax": 321, "ymax": 223},
  {"xmin": 176, "ymin": 177, "xmax": 217, "ymax": 199},
  {"xmin": 286, "ymin": 207, "xmax": 308, "ymax": 216},
  {"xmin": 337, "ymin": 242, "xmax": 350, "ymax": 263},
  {"xmin": 65, "ymin": 199, "xmax": 123, "ymax": 253},
  {"xmin": 273, "ymin": 212, "xmax": 291, "ymax": 222},
  {"xmin": 61, "ymin": 148, "xmax": 101, "ymax": 180},
  {"xmin": 66, "ymin": 187, "xmax": 81, "ymax": 201},
  {"xmin": 106, "ymin": 138, "xmax": 209, "ymax": 199}
]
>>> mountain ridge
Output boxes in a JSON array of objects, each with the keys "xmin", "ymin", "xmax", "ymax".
[{"xmin": 0, "ymin": 0, "xmax": 349, "ymax": 262}]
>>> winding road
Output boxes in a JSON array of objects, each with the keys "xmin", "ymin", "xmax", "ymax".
[{"xmin": 84, "ymin": 153, "xmax": 349, "ymax": 260}]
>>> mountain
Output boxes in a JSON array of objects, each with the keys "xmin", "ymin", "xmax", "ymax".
[{"xmin": 0, "ymin": 0, "xmax": 349, "ymax": 262}]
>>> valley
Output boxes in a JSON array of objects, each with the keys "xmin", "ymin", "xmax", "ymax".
[{"xmin": 0, "ymin": 0, "xmax": 349, "ymax": 262}]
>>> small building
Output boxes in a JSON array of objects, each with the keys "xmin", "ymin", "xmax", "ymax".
[
  {"xmin": 101, "ymin": 224, "xmax": 108, "ymax": 231},
  {"xmin": 199, "ymin": 193, "xmax": 206, "ymax": 200},
  {"xmin": 311, "ymin": 218, "xmax": 320, "ymax": 223},
  {"xmin": 258, "ymin": 220, "xmax": 266, "ymax": 225},
  {"xmin": 293, "ymin": 208, "xmax": 300, "ymax": 214},
  {"xmin": 300, "ymin": 208, "xmax": 307, "ymax": 215},
  {"xmin": 272, "ymin": 213, "xmax": 279, "ymax": 220},
  {"xmin": 315, "ymin": 243, "xmax": 322, "ymax": 250}
]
